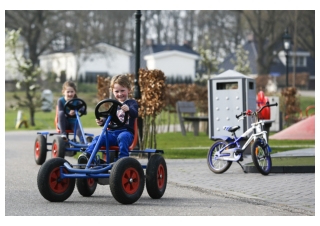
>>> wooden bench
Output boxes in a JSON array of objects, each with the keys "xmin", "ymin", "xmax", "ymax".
[{"xmin": 176, "ymin": 101, "xmax": 208, "ymax": 136}]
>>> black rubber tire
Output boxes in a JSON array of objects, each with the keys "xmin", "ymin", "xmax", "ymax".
[
  {"xmin": 109, "ymin": 157, "xmax": 144, "ymax": 204},
  {"xmin": 76, "ymin": 178, "xmax": 97, "ymax": 197},
  {"xmin": 52, "ymin": 136, "xmax": 66, "ymax": 159},
  {"xmin": 34, "ymin": 134, "xmax": 47, "ymax": 165},
  {"xmin": 37, "ymin": 158, "xmax": 75, "ymax": 202},
  {"xmin": 207, "ymin": 139, "xmax": 232, "ymax": 174},
  {"xmin": 251, "ymin": 138, "xmax": 272, "ymax": 175},
  {"xmin": 146, "ymin": 154, "xmax": 167, "ymax": 199}
]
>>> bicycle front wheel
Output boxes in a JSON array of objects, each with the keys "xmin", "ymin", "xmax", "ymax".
[
  {"xmin": 207, "ymin": 139, "xmax": 232, "ymax": 174},
  {"xmin": 251, "ymin": 138, "xmax": 272, "ymax": 175}
]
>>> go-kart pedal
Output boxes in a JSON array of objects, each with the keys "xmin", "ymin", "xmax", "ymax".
[
  {"xmin": 61, "ymin": 134, "xmax": 67, "ymax": 141},
  {"xmin": 78, "ymin": 152, "xmax": 105, "ymax": 166},
  {"xmin": 78, "ymin": 152, "xmax": 90, "ymax": 165}
]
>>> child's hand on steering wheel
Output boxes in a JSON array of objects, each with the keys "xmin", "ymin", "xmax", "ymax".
[
  {"xmin": 121, "ymin": 104, "xmax": 129, "ymax": 112},
  {"xmin": 96, "ymin": 118, "xmax": 105, "ymax": 126}
]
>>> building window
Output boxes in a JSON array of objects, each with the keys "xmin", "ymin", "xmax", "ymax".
[{"xmin": 289, "ymin": 56, "xmax": 307, "ymax": 67}]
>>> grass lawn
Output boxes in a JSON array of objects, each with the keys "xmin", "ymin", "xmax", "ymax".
[
  {"xmin": 156, "ymin": 131, "xmax": 315, "ymax": 159},
  {"xmin": 5, "ymin": 90, "xmax": 315, "ymax": 165}
]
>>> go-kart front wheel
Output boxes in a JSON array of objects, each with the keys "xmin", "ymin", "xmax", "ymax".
[
  {"xmin": 34, "ymin": 134, "xmax": 47, "ymax": 165},
  {"xmin": 146, "ymin": 154, "xmax": 167, "ymax": 199},
  {"xmin": 76, "ymin": 178, "xmax": 97, "ymax": 197},
  {"xmin": 109, "ymin": 157, "xmax": 144, "ymax": 204},
  {"xmin": 37, "ymin": 158, "xmax": 75, "ymax": 202}
]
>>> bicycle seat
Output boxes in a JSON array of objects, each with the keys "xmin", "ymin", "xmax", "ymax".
[{"xmin": 223, "ymin": 125, "xmax": 240, "ymax": 133}]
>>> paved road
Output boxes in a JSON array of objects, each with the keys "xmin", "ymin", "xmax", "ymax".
[
  {"xmin": 163, "ymin": 157, "xmax": 315, "ymax": 214},
  {"xmin": 5, "ymin": 129, "xmax": 315, "ymax": 218}
]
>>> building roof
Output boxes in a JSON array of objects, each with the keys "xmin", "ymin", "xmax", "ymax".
[
  {"xmin": 131, "ymin": 41, "xmax": 200, "ymax": 73},
  {"xmin": 218, "ymin": 40, "xmax": 315, "ymax": 77}
]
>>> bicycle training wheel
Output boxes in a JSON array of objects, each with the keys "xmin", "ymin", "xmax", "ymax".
[
  {"xmin": 207, "ymin": 139, "xmax": 232, "ymax": 174},
  {"xmin": 251, "ymin": 138, "xmax": 272, "ymax": 175}
]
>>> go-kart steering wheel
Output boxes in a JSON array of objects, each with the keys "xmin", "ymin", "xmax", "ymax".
[
  {"xmin": 95, "ymin": 99, "xmax": 129, "ymax": 129},
  {"xmin": 64, "ymin": 98, "xmax": 87, "ymax": 118}
]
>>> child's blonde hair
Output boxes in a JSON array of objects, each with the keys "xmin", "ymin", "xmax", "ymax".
[
  {"xmin": 110, "ymin": 74, "xmax": 132, "ymax": 90},
  {"xmin": 62, "ymin": 80, "xmax": 78, "ymax": 98}
]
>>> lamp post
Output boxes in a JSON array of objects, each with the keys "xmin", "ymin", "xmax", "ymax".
[
  {"xmin": 134, "ymin": 10, "xmax": 143, "ymax": 145},
  {"xmin": 134, "ymin": 10, "xmax": 141, "ymax": 99},
  {"xmin": 282, "ymin": 29, "xmax": 291, "ymax": 87}
]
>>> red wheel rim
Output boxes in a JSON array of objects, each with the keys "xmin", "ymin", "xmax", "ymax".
[
  {"xmin": 35, "ymin": 141, "xmax": 40, "ymax": 159},
  {"xmin": 121, "ymin": 167, "xmax": 140, "ymax": 194},
  {"xmin": 52, "ymin": 143, "xmax": 58, "ymax": 158},
  {"xmin": 157, "ymin": 164, "xmax": 165, "ymax": 189},
  {"xmin": 49, "ymin": 167, "xmax": 69, "ymax": 193},
  {"xmin": 87, "ymin": 178, "xmax": 95, "ymax": 187}
]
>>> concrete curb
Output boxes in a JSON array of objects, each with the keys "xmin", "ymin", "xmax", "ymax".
[{"xmin": 243, "ymin": 165, "xmax": 315, "ymax": 173}]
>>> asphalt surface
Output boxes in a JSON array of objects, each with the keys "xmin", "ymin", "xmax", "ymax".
[
  {"xmin": 148, "ymin": 150, "xmax": 315, "ymax": 215},
  {"xmin": 6, "ymin": 129, "xmax": 316, "ymax": 217},
  {"xmin": 83, "ymin": 125, "xmax": 315, "ymax": 215}
]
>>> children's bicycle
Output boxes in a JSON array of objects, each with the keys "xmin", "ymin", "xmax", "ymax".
[{"xmin": 207, "ymin": 102, "xmax": 278, "ymax": 175}]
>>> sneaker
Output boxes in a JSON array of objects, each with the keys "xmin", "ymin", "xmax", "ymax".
[
  {"xmin": 78, "ymin": 152, "xmax": 90, "ymax": 165},
  {"xmin": 61, "ymin": 134, "xmax": 68, "ymax": 141},
  {"xmin": 99, "ymin": 158, "xmax": 106, "ymax": 164}
]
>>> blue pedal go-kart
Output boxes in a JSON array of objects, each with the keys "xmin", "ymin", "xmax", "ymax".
[
  {"xmin": 34, "ymin": 98, "xmax": 94, "ymax": 165},
  {"xmin": 37, "ymin": 99, "xmax": 167, "ymax": 204}
]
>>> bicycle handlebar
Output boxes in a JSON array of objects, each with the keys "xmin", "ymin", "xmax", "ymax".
[{"xmin": 235, "ymin": 102, "xmax": 278, "ymax": 119}]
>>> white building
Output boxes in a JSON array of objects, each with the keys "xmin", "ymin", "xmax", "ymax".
[
  {"xmin": 144, "ymin": 50, "xmax": 200, "ymax": 78},
  {"xmin": 39, "ymin": 43, "xmax": 133, "ymax": 81},
  {"xmin": 139, "ymin": 40, "xmax": 201, "ymax": 80}
]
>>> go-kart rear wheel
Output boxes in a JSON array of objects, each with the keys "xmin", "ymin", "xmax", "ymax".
[
  {"xmin": 52, "ymin": 136, "xmax": 65, "ymax": 159},
  {"xmin": 34, "ymin": 134, "xmax": 47, "ymax": 165},
  {"xmin": 146, "ymin": 154, "xmax": 167, "ymax": 199},
  {"xmin": 109, "ymin": 157, "xmax": 144, "ymax": 204},
  {"xmin": 76, "ymin": 178, "xmax": 97, "ymax": 197},
  {"xmin": 37, "ymin": 158, "xmax": 75, "ymax": 202}
]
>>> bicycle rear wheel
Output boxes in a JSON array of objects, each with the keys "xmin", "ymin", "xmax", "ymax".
[
  {"xmin": 207, "ymin": 139, "xmax": 232, "ymax": 174},
  {"xmin": 251, "ymin": 138, "xmax": 272, "ymax": 175}
]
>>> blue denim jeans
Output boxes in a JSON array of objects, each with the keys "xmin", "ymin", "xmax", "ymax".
[{"xmin": 85, "ymin": 130, "xmax": 133, "ymax": 159}]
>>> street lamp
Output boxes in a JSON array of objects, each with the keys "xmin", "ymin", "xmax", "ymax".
[
  {"xmin": 282, "ymin": 29, "xmax": 291, "ymax": 87},
  {"xmin": 134, "ymin": 10, "xmax": 142, "ymax": 146},
  {"xmin": 134, "ymin": 10, "xmax": 141, "ymax": 99}
]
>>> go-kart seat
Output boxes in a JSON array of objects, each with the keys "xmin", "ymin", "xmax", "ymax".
[
  {"xmin": 55, "ymin": 106, "xmax": 73, "ymax": 134},
  {"xmin": 101, "ymin": 118, "xmax": 138, "ymax": 161}
]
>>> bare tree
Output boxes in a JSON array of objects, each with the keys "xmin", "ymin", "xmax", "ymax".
[
  {"xmin": 6, "ymin": 10, "xmax": 314, "ymax": 84},
  {"xmin": 294, "ymin": 10, "xmax": 315, "ymax": 58},
  {"xmin": 5, "ymin": 29, "xmax": 42, "ymax": 126},
  {"xmin": 241, "ymin": 10, "xmax": 290, "ymax": 75},
  {"xmin": 5, "ymin": 10, "xmax": 66, "ymax": 67}
]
